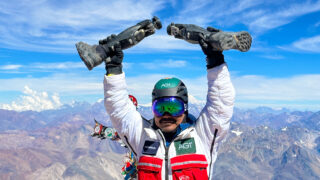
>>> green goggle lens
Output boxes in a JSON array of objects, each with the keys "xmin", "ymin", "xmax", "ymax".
[{"xmin": 152, "ymin": 97, "xmax": 185, "ymax": 117}]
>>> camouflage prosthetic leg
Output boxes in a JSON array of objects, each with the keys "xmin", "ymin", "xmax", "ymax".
[
  {"xmin": 76, "ymin": 16, "xmax": 162, "ymax": 70},
  {"xmin": 167, "ymin": 23, "xmax": 252, "ymax": 52}
]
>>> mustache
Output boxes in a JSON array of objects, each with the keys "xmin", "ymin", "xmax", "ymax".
[{"xmin": 160, "ymin": 118, "xmax": 176, "ymax": 123}]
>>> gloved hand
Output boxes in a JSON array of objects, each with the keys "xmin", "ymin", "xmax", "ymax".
[
  {"xmin": 198, "ymin": 33, "xmax": 225, "ymax": 69},
  {"xmin": 99, "ymin": 34, "xmax": 117, "ymax": 45},
  {"xmin": 105, "ymin": 41, "xmax": 123, "ymax": 75}
]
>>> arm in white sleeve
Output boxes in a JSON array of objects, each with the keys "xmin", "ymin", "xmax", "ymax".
[
  {"xmin": 195, "ymin": 63, "xmax": 235, "ymax": 148},
  {"xmin": 103, "ymin": 73, "xmax": 143, "ymax": 154}
]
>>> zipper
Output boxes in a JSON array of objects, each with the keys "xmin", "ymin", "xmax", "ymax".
[
  {"xmin": 124, "ymin": 135, "xmax": 137, "ymax": 157},
  {"xmin": 208, "ymin": 129, "xmax": 218, "ymax": 178},
  {"xmin": 156, "ymin": 127, "xmax": 194, "ymax": 180},
  {"xmin": 157, "ymin": 129, "xmax": 169, "ymax": 180},
  {"xmin": 165, "ymin": 147, "xmax": 169, "ymax": 180}
]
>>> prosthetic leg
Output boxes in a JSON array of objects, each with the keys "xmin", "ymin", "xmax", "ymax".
[
  {"xmin": 167, "ymin": 23, "xmax": 252, "ymax": 52},
  {"xmin": 76, "ymin": 16, "xmax": 162, "ymax": 70}
]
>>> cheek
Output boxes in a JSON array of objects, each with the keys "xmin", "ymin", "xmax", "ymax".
[
  {"xmin": 154, "ymin": 117, "xmax": 161, "ymax": 126},
  {"xmin": 176, "ymin": 115, "xmax": 185, "ymax": 124},
  {"xmin": 176, "ymin": 118, "xmax": 183, "ymax": 124}
]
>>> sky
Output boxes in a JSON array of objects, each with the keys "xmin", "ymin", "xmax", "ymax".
[{"xmin": 0, "ymin": 0, "xmax": 320, "ymax": 111}]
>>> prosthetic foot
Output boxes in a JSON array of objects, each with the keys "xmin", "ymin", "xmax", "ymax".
[
  {"xmin": 75, "ymin": 42, "xmax": 107, "ymax": 70},
  {"xmin": 167, "ymin": 23, "xmax": 252, "ymax": 52},
  {"xmin": 76, "ymin": 16, "xmax": 162, "ymax": 70}
]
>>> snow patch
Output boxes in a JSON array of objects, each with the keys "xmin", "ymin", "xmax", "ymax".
[
  {"xmin": 286, "ymin": 115, "xmax": 301, "ymax": 123},
  {"xmin": 140, "ymin": 102, "xmax": 152, "ymax": 107},
  {"xmin": 292, "ymin": 154, "xmax": 297, "ymax": 158},
  {"xmin": 231, "ymin": 129, "xmax": 243, "ymax": 136}
]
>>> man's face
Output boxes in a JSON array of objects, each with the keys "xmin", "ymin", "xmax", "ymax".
[{"xmin": 154, "ymin": 113, "xmax": 185, "ymax": 133}]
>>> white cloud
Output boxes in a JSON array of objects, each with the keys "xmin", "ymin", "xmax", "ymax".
[
  {"xmin": 1, "ymin": 70, "xmax": 320, "ymax": 111},
  {"xmin": 1, "ymin": 86, "xmax": 62, "ymax": 111},
  {"xmin": 0, "ymin": 62, "xmax": 89, "ymax": 73},
  {"xmin": 166, "ymin": 0, "xmax": 264, "ymax": 29},
  {"xmin": 291, "ymin": 35, "xmax": 320, "ymax": 53},
  {"xmin": 0, "ymin": 0, "xmax": 164, "ymax": 28},
  {"xmin": 0, "ymin": 0, "xmax": 165, "ymax": 52},
  {"xmin": 247, "ymin": 1, "xmax": 320, "ymax": 33},
  {"xmin": 170, "ymin": 0, "xmax": 320, "ymax": 34},
  {"xmin": 0, "ymin": 73, "xmax": 102, "ymax": 95},
  {"xmin": 0, "ymin": 65, "xmax": 22, "ymax": 70},
  {"xmin": 130, "ymin": 34, "xmax": 199, "ymax": 51},
  {"xmin": 140, "ymin": 59, "xmax": 187, "ymax": 69},
  {"xmin": 260, "ymin": 54, "xmax": 285, "ymax": 60},
  {"xmin": 0, "ymin": 0, "xmax": 319, "ymax": 53},
  {"xmin": 235, "ymin": 101, "xmax": 320, "ymax": 111},
  {"xmin": 127, "ymin": 72, "xmax": 320, "ymax": 110},
  {"xmin": 233, "ymin": 74, "xmax": 320, "ymax": 101},
  {"xmin": 278, "ymin": 34, "xmax": 320, "ymax": 53},
  {"xmin": 31, "ymin": 62, "xmax": 84, "ymax": 70}
]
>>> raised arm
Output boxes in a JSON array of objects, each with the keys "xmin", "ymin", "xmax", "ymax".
[
  {"xmin": 166, "ymin": 23, "xmax": 250, "ymax": 148},
  {"xmin": 195, "ymin": 35, "xmax": 235, "ymax": 148},
  {"xmin": 103, "ymin": 42, "xmax": 143, "ymax": 155}
]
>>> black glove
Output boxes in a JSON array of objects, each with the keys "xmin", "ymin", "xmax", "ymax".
[
  {"xmin": 105, "ymin": 42, "xmax": 123, "ymax": 75},
  {"xmin": 99, "ymin": 34, "xmax": 116, "ymax": 45},
  {"xmin": 198, "ymin": 33, "xmax": 225, "ymax": 69}
]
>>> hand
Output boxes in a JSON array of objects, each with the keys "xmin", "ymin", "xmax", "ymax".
[
  {"xmin": 99, "ymin": 34, "xmax": 116, "ymax": 45},
  {"xmin": 206, "ymin": 26, "xmax": 220, "ymax": 33},
  {"xmin": 198, "ymin": 33, "xmax": 225, "ymax": 69},
  {"xmin": 105, "ymin": 42, "xmax": 123, "ymax": 75}
]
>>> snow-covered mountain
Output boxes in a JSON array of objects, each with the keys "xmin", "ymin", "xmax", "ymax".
[{"xmin": 0, "ymin": 98, "xmax": 319, "ymax": 179}]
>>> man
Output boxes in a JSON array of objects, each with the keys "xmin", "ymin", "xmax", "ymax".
[{"xmin": 103, "ymin": 35, "xmax": 235, "ymax": 179}]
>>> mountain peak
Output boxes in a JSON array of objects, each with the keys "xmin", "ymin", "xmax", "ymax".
[{"xmin": 188, "ymin": 95, "xmax": 204, "ymax": 105}]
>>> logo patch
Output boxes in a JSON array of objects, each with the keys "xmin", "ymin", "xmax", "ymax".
[
  {"xmin": 104, "ymin": 127, "xmax": 115, "ymax": 137},
  {"xmin": 142, "ymin": 140, "xmax": 160, "ymax": 155},
  {"xmin": 179, "ymin": 175, "xmax": 190, "ymax": 180},
  {"xmin": 174, "ymin": 138, "xmax": 196, "ymax": 155}
]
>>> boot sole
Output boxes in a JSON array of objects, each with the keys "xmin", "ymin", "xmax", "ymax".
[{"xmin": 234, "ymin": 31, "xmax": 252, "ymax": 52}]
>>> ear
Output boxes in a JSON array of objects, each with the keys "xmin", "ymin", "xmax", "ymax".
[{"xmin": 182, "ymin": 112, "xmax": 188, "ymax": 123}]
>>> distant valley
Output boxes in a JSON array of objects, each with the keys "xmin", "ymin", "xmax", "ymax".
[{"xmin": 0, "ymin": 101, "xmax": 319, "ymax": 179}]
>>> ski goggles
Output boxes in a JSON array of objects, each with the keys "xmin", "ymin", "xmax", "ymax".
[{"xmin": 152, "ymin": 97, "xmax": 187, "ymax": 117}]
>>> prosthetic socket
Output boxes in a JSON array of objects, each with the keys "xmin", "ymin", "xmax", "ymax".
[
  {"xmin": 76, "ymin": 16, "xmax": 162, "ymax": 70},
  {"xmin": 167, "ymin": 23, "xmax": 252, "ymax": 52}
]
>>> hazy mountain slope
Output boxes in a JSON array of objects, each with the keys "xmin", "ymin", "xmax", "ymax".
[{"xmin": 0, "ymin": 101, "xmax": 319, "ymax": 179}]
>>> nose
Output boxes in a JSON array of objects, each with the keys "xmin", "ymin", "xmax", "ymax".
[{"xmin": 162, "ymin": 112, "xmax": 172, "ymax": 117}]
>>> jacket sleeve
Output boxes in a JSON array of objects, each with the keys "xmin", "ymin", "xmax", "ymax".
[
  {"xmin": 195, "ymin": 63, "xmax": 235, "ymax": 149},
  {"xmin": 103, "ymin": 73, "xmax": 143, "ymax": 154}
]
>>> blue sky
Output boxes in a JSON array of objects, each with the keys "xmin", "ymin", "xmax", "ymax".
[{"xmin": 0, "ymin": 0, "xmax": 320, "ymax": 111}]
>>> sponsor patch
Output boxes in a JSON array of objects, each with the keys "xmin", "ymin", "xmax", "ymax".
[
  {"xmin": 174, "ymin": 138, "xmax": 196, "ymax": 155},
  {"xmin": 142, "ymin": 140, "xmax": 160, "ymax": 155}
]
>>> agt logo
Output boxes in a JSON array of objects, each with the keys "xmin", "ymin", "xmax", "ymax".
[
  {"xmin": 178, "ymin": 141, "xmax": 193, "ymax": 150},
  {"xmin": 161, "ymin": 83, "xmax": 172, "ymax": 88}
]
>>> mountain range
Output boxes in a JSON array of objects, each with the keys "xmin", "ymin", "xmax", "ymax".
[{"xmin": 0, "ymin": 101, "xmax": 319, "ymax": 179}]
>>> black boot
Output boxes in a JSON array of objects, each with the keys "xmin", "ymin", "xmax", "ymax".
[
  {"xmin": 76, "ymin": 16, "xmax": 162, "ymax": 70},
  {"xmin": 167, "ymin": 23, "xmax": 252, "ymax": 52},
  {"xmin": 76, "ymin": 42, "xmax": 109, "ymax": 70}
]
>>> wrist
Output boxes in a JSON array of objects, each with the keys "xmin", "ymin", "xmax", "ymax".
[
  {"xmin": 206, "ymin": 51, "xmax": 225, "ymax": 69},
  {"xmin": 106, "ymin": 65, "xmax": 122, "ymax": 75}
]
